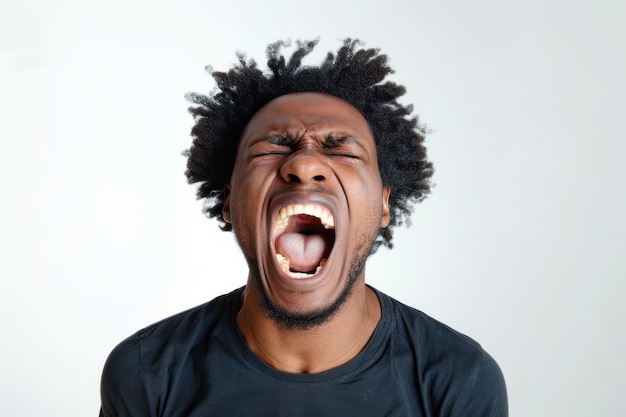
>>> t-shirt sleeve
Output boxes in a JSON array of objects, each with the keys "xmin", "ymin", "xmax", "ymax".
[
  {"xmin": 99, "ymin": 334, "xmax": 152, "ymax": 417},
  {"xmin": 456, "ymin": 351, "xmax": 508, "ymax": 417}
]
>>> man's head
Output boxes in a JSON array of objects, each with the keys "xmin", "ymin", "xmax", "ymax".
[
  {"xmin": 185, "ymin": 39, "xmax": 433, "ymax": 252},
  {"xmin": 223, "ymin": 92, "xmax": 390, "ymax": 328}
]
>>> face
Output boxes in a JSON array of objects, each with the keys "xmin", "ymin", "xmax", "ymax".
[{"xmin": 223, "ymin": 93, "xmax": 390, "ymax": 329}]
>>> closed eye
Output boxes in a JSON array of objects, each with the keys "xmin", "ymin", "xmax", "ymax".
[
  {"xmin": 323, "ymin": 136, "xmax": 364, "ymax": 160},
  {"xmin": 247, "ymin": 134, "xmax": 293, "ymax": 161},
  {"xmin": 324, "ymin": 149, "xmax": 362, "ymax": 159},
  {"xmin": 248, "ymin": 146, "xmax": 291, "ymax": 160}
]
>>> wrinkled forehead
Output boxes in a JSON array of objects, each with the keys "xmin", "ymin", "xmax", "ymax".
[{"xmin": 241, "ymin": 92, "xmax": 374, "ymax": 143}]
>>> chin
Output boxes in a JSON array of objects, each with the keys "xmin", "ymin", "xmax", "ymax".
[{"xmin": 249, "ymin": 246, "xmax": 368, "ymax": 331}]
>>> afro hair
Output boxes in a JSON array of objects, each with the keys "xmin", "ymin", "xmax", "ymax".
[{"xmin": 184, "ymin": 38, "xmax": 433, "ymax": 251}]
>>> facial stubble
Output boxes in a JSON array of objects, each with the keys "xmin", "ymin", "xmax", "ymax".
[{"xmin": 249, "ymin": 240, "xmax": 376, "ymax": 331}]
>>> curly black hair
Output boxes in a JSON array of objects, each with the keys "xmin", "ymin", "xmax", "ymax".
[{"xmin": 184, "ymin": 39, "xmax": 433, "ymax": 250}]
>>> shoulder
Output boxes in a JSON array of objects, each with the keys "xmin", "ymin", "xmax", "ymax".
[
  {"xmin": 100, "ymin": 327, "xmax": 150, "ymax": 416},
  {"xmin": 100, "ymin": 288, "xmax": 242, "ymax": 417},
  {"xmin": 106, "ymin": 287, "xmax": 237, "ymax": 362},
  {"xmin": 377, "ymin": 289, "xmax": 508, "ymax": 416},
  {"xmin": 377, "ymin": 289, "xmax": 482, "ymax": 355}
]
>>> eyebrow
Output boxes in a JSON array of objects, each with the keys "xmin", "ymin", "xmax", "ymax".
[
  {"xmin": 324, "ymin": 136, "xmax": 363, "ymax": 148},
  {"xmin": 249, "ymin": 134, "xmax": 293, "ymax": 147}
]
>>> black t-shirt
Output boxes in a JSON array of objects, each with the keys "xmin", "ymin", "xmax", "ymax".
[{"xmin": 100, "ymin": 287, "xmax": 507, "ymax": 416}]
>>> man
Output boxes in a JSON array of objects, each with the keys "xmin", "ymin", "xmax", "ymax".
[{"xmin": 100, "ymin": 39, "xmax": 508, "ymax": 416}]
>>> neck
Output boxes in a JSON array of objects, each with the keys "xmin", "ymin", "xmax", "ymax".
[{"xmin": 236, "ymin": 278, "xmax": 381, "ymax": 374}]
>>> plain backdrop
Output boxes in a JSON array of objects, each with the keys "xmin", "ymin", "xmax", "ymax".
[{"xmin": 1, "ymin": 1, "xmax": 624, "ymax": 416}]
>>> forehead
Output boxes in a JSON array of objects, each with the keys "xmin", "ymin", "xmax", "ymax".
[{"xmin": 241, "ymin": 92, "xmax": 374, "ymax": 143}]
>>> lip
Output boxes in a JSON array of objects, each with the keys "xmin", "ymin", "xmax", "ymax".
[{"xmin": 267, "ymin": 191, "xmax": 340, "ymax": 287}]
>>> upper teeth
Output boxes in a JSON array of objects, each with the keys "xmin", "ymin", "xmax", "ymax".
[{"xmin": 274, "ymin": 204, "xmax": 335, "ymax": 229}]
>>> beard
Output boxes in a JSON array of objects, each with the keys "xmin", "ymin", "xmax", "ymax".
[{"xmin": 248, "ymin": 240, "xmax": 374, "ymax": 331}]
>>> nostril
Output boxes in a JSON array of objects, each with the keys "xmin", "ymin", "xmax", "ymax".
[
  {"xmin": 280, "ymin": 153, "xmax": 329, "ymax": 184},
  {"xmin": 287, "ymin": 173, "xmax": 300, "ymax": 183}
]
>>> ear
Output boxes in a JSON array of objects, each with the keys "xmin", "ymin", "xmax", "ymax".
[
  {"xmin": 380, "ymin": 186, "xmax": 391, "ymax": 228},
  {"xmin": 222, "ymin": 184, "xmax": 232, "ymax": 224}
]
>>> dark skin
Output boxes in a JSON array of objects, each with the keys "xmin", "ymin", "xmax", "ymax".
[{"xmin": 223, "ymin": 93, "xmax": 391, "ymax": 373}]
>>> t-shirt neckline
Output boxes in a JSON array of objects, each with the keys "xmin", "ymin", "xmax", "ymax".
[{"xmin": 227, "ymin": 285, "xmax": 394, "ymax": 383}]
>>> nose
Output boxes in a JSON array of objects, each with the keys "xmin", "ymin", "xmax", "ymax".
[{"xmin": 279, "ymin": 150, "xmax": 332, "ymax": 184}]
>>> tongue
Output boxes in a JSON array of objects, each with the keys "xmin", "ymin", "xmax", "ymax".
[{"xmin": 276, "ymin": 232, "xmax": 327, "ymax": 272}]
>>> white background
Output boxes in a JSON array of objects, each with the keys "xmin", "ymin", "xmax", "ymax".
[{"xmin": 1, "ymin": 1, "xmax": 624, "ymax": 416}]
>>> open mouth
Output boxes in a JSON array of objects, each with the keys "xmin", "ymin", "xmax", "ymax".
[{"xmin": 273, "ymin": 204, "xmax": 335, "ymax": 279}]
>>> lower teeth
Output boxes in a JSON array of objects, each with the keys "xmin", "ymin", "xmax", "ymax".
[{"xmin": 276, "ymin": 254, "xmax": 327, "ymax": 279}]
